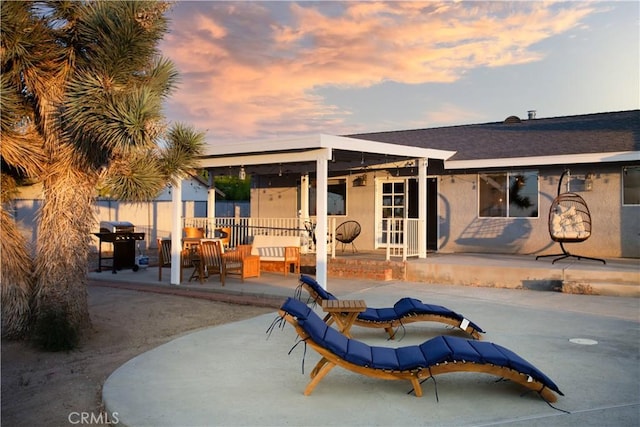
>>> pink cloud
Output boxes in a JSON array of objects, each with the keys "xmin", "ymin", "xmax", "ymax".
[{"xmin": 160, "ymin": 1, "xmax": 599, "ymax": 142}]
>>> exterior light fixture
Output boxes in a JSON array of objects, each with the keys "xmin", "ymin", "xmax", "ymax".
[
  {"xmin": 353, "ymin": 174, "xmax": 367, "ymax": 187},
  {"xmin": 584, "ymin": 173, "xmax": 593, "ymax": 191},
  {"xmin": 239, "ymin": 166, "xmax": 246, "ymax": 180}
]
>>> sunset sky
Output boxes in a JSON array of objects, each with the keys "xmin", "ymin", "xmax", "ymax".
[{"xmin": 159, "ymin": 1, "xmax": 639, "ymax": 145}]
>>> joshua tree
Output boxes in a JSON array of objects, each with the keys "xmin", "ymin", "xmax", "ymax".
[{"xmin": 1, "ymin": 1, "xmax": 204, "ymax": 349}]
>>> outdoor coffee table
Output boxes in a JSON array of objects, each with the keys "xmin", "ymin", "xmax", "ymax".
[{"xmin": 321, "ymin": 299, "xmax": 367, "ymax": 338}]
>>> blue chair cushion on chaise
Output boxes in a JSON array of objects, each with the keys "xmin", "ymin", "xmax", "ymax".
[
  {"xmin": 299, "ymin": 275, "xmax": 484, "ymax": 334},
  {"xmin": 280, "ymin": 297, "xmax": 561, "ymax": 395}
]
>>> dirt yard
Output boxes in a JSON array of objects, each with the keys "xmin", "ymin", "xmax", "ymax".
[{"xmin": 1, "ymin": 283, "xmax": 274, "ymax": 426}]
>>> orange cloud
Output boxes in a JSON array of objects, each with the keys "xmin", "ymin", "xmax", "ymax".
[{"xmin": 160, "ymin": 1, "xmax": 599, "ymax": 142}]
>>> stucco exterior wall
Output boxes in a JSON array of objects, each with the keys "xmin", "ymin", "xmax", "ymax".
[
  {"xmin": 346, "ymin": 173, "xmax": 377, "ymax": 250},
  {"xmin": 248, "ymin": 164, "xmax": 638, "ymax": 259},
  {"xmin": 438, "ymin": 165, "xmax": 639, "ymax": 258},
  {"xmin": 249, "ymin": 173, "xmax": 378, "ymax": 251},
  {"xmin": 249, "ymin": 178, "xmax": 299, "ymax": 218}
]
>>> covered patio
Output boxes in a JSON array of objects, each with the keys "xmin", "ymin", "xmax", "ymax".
[{"xmin": 167, "ymin": 134, "xmax": 455, "ymax": 288}]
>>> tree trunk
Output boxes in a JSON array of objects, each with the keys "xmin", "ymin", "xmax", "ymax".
[
  {"xmin": 0, "ymin": 208, "xmax": 34, "ymax": 339},
  {"xmin": 31, "ymin": 158, "xmax": 96, "ymax": 349}
]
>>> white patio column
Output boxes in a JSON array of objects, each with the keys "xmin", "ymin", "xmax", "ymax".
[
  {"xmin": 299, "ymin": 173, "xmax": 310, "ymax": 254},
  {"xmin": 300, "ymin": 174, "xmax": 310, "ymax": 220},
  {"xmin": 171, "ymin": 179, "xmax": 182, "ymax": 284},
  {"xmin": 418, "ymin": 158, "xmax": 428, "ymax": 258},
  {"xmin": 207, "ymin": 173, "xmax": 216, "ymax": 235},
  {"xmin": 315, "ymin": 157, "xmax": 329, "ymax": 289}
]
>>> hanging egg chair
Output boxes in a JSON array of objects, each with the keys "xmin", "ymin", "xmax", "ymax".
[{"xmin": 536, "ymin": 170, "xmax": 606, "ymax": 264}]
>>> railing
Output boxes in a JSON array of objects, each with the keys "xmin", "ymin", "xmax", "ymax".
[
  {"xmin": 182, "ymin": 216, "xmax": 337, "ymax": 255},
  {"xmin": 183, "ymin": 217, "xmax": 299, "ymax": 247},
  {"xmin": 384, "ymin": 218, "xmax": 421, "ymax": 261},
  {"xmin": 184, "ymin": 216, "xmax": 420, "ymax": 259}
]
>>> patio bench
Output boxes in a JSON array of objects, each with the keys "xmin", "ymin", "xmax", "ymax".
[{"xmin": 250, "ymin": 235, "xmax": 300, "ymax": 276}]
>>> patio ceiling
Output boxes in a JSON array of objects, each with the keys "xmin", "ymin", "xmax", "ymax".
[{"xmin": 196, "ymin": 134, "xmax": 456, "ymax": 176}]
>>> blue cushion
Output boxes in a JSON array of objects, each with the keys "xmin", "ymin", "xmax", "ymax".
[
  {"xmin": 494, "ymin": 344, "xmax": 562, "ymax": 394},
  {"xmin": 300, "ymin": 275, "xmax": 338, "ymax": 300},
  {"xmin": 371, "ymin": 347, "xmax": 400, "ymax": 370},
  {"xmin": 468, "ymin": 341, "xmax": 509, "ymax": 366},
  {"xmin": 496, "ymin": 345, "xmax": 537, "ymax": 376},
  {"xmin": 322, "ymin": 326, "xmax": 349, "ymax": 358},
  {"xmin": 344, "ymin": 339, "xmax": 372, "ymax": 366},
  {"xmin": 281, "ymin": 297, "xmax": 311, "ymax": 320},
  {"xmin": 393, "ymin": 298, "xmax": 424, "ymax": 316},
  {"xmin": 442, "ymin": 336, "xmax": 484, "ymax": 364},
  {"xmin": 393, "ymin": 298, "xmax": 485, "ymax": 333},
  {"xmin": 298, "ymin": 315, "xmax": 328, "ymax": 343},
  {"xmin": 419, "ymin": 336, "xmax": 454, "ymax": 365},
  {"xmin": 396, "ymin": 346, "xmax": 427, "ymax": 370},
  {"xmin": 358, "ymin": 307, "xmax": 397, "ymax": 322}
]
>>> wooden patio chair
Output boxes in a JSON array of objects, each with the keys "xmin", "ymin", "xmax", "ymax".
[
  {"xmin": 199, "ymin": 240, "xmax": 246, "ymax": 286},
  {"xmin": 183, "ymin": 227, "xmax": 204, "ymax": 239},
  {"xmin": 157, "ymin": 238, "xmax": 192, "ymax": 282},
  {"xmin": 296, "ymin": 274, "xmax": 484, "ymax": 340},
  {"xmin": 215, "ymin": 226, "xmax": 232, "ymax": 248},
  {"xmin": 274, "ymin": 298, "xmax": 563, "ymax": 402},
  {"xmin": 223, "ymin": 244, "xmax": 260, "ymax": 281}
]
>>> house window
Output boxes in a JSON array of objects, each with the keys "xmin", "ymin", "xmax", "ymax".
[
  {"xmin": 478, "ymin": 171, "xmax": 539, "ymax": 218},
  {"xmin": 309, "ymin": 179, "xmax": 347, "ymax": 215},
  {"xmin": 622, "ymin": 166, "xmax": 640, "ymax": 205}
]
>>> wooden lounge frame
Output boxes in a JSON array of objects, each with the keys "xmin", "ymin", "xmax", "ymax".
[
  {"xmin": 298, "ymin": 275, "xmax": 484, "ymax": 340},
  {"xmin": 277, "ymin": 298, "xmax": 563, "ymax": 403}
]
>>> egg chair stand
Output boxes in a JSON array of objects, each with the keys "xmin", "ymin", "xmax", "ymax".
[{"xmin": 536, "ymin": 170, "xmax": 605, "ymax": 265}]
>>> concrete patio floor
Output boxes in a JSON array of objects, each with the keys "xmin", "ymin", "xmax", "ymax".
[{"xmin": 95, "ymin": 254, "xmax": 639, "ymax": 427}]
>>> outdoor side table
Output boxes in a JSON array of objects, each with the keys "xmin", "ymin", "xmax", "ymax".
[
  {"xmin": 321, "ymin": 299, "xmax": 367, "ymax": 338},
  {"xmin": 188, "ymin": 251, "xmax": 205, "ymax": 283},
  {"xmin": 241, "ymin": 255, "xmax": 260, "ymax": 279}
]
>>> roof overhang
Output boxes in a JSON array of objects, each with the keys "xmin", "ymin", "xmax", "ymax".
[
  {"xmin": 198, "ymin": 134, "xmax": 456, "ymax": 172},
  {"xmin": 444, "ymin": 151, "xmax": 640, "ymax": 170}
]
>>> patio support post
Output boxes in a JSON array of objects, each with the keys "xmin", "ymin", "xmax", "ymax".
[
  {"xmin": 207, "ymin": 171, "xmax": 216, "ymax": 236},
  {"xmin": 300, "ymin": 174, "xmax": 310, "ymax": 219},
  {"xmin": 315, "ymin": 155, "xmax": 329, "ymax": 289},
  {"xmin": 300, "ymin": 174, "xmax": 310, "ymax": 253},
  {"xmin": 171, "ymin": 179, "xmax": 182, "ymax": 285},
  {"xmin": 418, "ymin": 158, "xmax": 428, "ymax": 258}
]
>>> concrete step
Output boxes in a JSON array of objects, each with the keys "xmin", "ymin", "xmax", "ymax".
[
  {"xmin": 301, "ymin": 253, "xmax": 639, "ymax": 298},
  {"xmin": 562, "ymin": 265, "xmax": 640, "ymax": 297}
]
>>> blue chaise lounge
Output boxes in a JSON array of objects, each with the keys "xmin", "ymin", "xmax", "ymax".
[
  {"xmin": 297, "ymin": 274, "xmax": 485, "ymax": 340},
  {"xmin": 277, "ymin": 297, "xmax": 563, "ymax": 402}
]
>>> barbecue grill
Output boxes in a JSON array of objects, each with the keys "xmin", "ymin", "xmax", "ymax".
[{"xmin": 94, "ymin": 221, "xmax": 145, "ymax": 273}]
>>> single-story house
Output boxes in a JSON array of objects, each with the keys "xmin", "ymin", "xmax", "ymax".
[
  {"xmin": 346, "ymin": 109, "xmax": 640, "ymax": 259},
  {"xmin": 196, "ymin": 110, "xmax": 639, "ymax": 286}
]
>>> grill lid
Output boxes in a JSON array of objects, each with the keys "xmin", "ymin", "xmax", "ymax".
[{"xmin": 100, "ymin": 221, "xmax": 135, "ymax": 233}]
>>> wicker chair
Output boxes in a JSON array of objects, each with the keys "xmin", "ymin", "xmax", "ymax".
[{"xmin": 536, "ymin": 171, "xmax": 605, "ymax": 264}]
